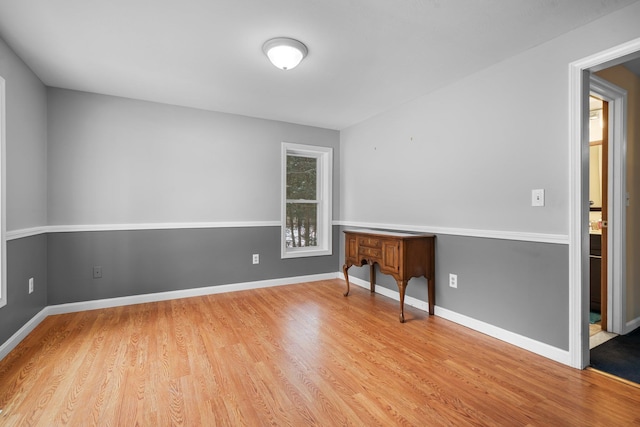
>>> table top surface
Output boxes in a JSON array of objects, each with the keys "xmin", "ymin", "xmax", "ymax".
[{"xmin": 343, "ymin": 229, "xmax": 435, "ymax": 238}]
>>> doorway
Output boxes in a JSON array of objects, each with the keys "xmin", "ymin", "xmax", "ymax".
[
  {"xmin": 586, "ymin": 75, "xmax": 627, "ymax": 355},
  {"xmin": 588, "ymin": 73, "xmax": 630, "ymax": 341},
  {"xmin": 568, "ymin": 38, "xmax": 640, "ymax": 369},
  {"xmin": 587, "ymin": 94, "xmax": 615, "ymax": 349}
]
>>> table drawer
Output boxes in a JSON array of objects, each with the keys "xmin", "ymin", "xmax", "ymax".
[
  {"xmin": 359, "ymin": 246, "xmax": 382, "ymax": 258},
  {"xmin": 359, "ymin": 237, "xmax": 381, "ymax": 248}
]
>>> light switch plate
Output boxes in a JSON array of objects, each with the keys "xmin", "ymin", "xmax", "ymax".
[{"xmin": 532, "ymin": 189, "xmax": 545, "ymax": 207}]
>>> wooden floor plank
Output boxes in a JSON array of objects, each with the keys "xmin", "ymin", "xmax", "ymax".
[{"xmin": 1, "ymin": 279, "xmax": 639, "ymax": 426}]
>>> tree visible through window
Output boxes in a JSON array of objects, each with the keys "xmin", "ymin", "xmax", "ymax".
[
  {"xmin": 281, "ymin": 143, "xmax": 332, "ymax": 258},
  {"xmin": 286, "ymin": 155, "xmax": 318, "ymax": 248}
]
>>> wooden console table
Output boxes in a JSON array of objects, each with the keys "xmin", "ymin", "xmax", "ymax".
[{"xmin": 342, "ymin": 229, "xmax": 435, "ymax": 323}]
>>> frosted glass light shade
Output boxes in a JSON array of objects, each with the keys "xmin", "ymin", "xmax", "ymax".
[{"xmin": 262, "ymin": 38, "xmax": 308, "ymax": 70}]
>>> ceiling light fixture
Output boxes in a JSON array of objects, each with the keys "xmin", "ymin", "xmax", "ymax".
[{"xmin": 262, "ymin": 37, "xmax": 308, "ymax": 71}]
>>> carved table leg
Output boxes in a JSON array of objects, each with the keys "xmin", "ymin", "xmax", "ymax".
[
  {"xmin": 398, "ymin": 279, "xmax": 407, "ymax": 323},
  {"xmin": 369, "ymin": 263, "xmax": 376, "ymax": 293},
  {"xmin": 343, "ymin": 264, "xmax": 351, "ymax": 297}
]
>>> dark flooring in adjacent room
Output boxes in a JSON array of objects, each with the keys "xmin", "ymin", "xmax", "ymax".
[{"xmin": 590, "ymin": 327, "xmax": 640, "ymax": 385}]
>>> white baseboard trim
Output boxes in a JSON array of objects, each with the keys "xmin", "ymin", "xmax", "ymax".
[
  {"xmin": 0, "ymin": 307, "xmax": 49, "ymax": 361},
  {"xmin": 340, "ymin": 272, "xmax": 571, "ymax": 366},
  {"xmin": 0, "ymin": 272, "xmax": 338, "ymax": 361},
  {"xmin": 45, "ymin": 273, "xmax": 339, "ymax": 315},
  {"xmin": 435, "ymin": 306, "xmax": 570, "ymax": 366},
  {"xmin": 625, "ymin": 316, "xmax": 640, "ymax": 334}
]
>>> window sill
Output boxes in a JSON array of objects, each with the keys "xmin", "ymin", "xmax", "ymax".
[{"xmin": 281, "ymin": 247, "xmax": 332, "ymax": 259}]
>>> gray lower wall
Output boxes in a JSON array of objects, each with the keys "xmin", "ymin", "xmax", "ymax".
[
  {"xmin": 47, "ymin": 226, "xmax": 340, "ymax": 305},
  {"xmin": 0, "ymin": 234, "xmax": 48, "ymax": 344},
  {"xmin": 2, "ymin": 227, "xmax": 570, "ymax": 355},
  {"xmin": 339, "ymin": 228, "xmax": 569, "ymax": 350},
  {"xmin": 2, "ymin": 227, "xmax": 569, "ymax": 355}
]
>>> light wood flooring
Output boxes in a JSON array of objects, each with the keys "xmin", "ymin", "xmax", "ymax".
[{"xmin": 1, "ymin": 279, "xmax": 639, "ymax": 426}]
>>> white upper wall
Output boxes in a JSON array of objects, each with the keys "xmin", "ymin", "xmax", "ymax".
[
  {"xmin": 340, "ymin": 1, "xmax": 640, "ymax": 236},
  {"xmin": 0, "ymin": 38, "xmax": 47, "ymax": 231},
  {"xmin": 47, "ymin": 89, "xmax": 339, "ymax": 226}
]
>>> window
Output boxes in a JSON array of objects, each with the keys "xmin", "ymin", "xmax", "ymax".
[
  {"xmin": 0, "ymin": 77, "xmax": 6, "ymax": 308},
  {"xmin": 281, "ymin": 142, "xmax": 332, "ymax": 258}
]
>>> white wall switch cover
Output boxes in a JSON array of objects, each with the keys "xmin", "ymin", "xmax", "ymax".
[{"xmin": 531, "ymin": 189, "xmax": 545, "ymax": 207}]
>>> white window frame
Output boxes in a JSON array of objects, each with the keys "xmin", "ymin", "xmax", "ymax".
[
  {"xmin": 0, "ymin": 77, "xmax": 6, "ymax": 308},
  {"xmin": 281, "ymin": 142, "xmax": 332, "ymax": 259}
]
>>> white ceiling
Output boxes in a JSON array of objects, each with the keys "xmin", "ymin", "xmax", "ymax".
[{"xmin": 0, "ymin": 0, "xmax": 637, "ymax": 130}]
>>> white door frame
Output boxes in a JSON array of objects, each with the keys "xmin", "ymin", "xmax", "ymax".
[
  {"xmin": 569, "ymin": 37, "xmax": 640, "ymax": 369},
  {"xmin": 590, "ymin": 75, "xmax": 627, "ymax": 336}
]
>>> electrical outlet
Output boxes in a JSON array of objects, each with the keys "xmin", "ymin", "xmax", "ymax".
[
  {"xmin": 449, "ymin": 273, "xmax": 458, "ymax": 288},
  {"xmin": 252, "ymin": 254, "xmax": 259, "ymax": 265},
  {"xmin": 28, "ymin": 277, "xmax": 34, "ymax": 294},
  {"xmin": 93, "ymin": 266, "xmax": 103, "ymax": 279}
]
